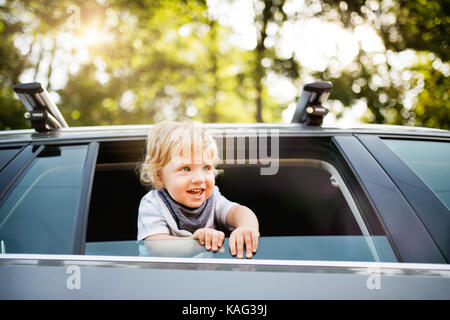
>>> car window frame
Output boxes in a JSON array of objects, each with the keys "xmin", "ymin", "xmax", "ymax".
[
  {"xmin": 4, "ymin": 131, "xmax": 447, "ymax": 264},
  {"xmin": 333, "ymin": 135, "xmax": 446, "ymax": 264},
  {"xmin": 74, "ymin": 141, "xmax": 99, "ymax": 254},
  {"xmin": 356, "ymin": 134, "xmax": 450, "ymax": 263},
  {"xmin": 84, "ymin": 133, "xmax": 400, "ymax": 264}
]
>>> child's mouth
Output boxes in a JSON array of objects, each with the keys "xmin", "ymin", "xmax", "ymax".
[{"xmin": 187, "ymin": 188, "xmax": 204, "ymax": 196}]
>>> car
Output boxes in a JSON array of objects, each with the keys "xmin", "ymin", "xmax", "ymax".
[{"xmin": 0, "ymin": 81, "xmax": 449, "ymax": 300}]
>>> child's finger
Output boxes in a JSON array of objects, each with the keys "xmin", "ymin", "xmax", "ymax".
[
  {"xmin": 252, "ymin": 231, "xmax": 259, "ymax": 253},
  {"xmin": 193, "ymin": 229, "xmax": 205, "ymax": 245},
  {"xmin": 212, "ymin": 231, "xmax": 219, "ymax": 251},
  {"xmin": 245, "ymin": 233, "xmax": 253, "ymax": 258},
  {"xmin": 218, "ymin": 231, "xmax": 225, "ymax": 247},
  {"xmin": 205, "ymin": 229, "xmax": 212, "ymax": 250},
  {"xmin": 236, "ymin": 234, "xmax": 244, "ymax": 259},
  {"xmin": 229, "ymin": 233, "xmax": 236, "ymax": 256}
]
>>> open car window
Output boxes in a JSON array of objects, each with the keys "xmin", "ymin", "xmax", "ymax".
[{"xmin": 86, "ymin": 147, "xmax": 398, "ymax": 262}]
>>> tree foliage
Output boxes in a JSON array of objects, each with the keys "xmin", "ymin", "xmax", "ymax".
[
  {"xmin": 321, "ymin": 0, "xmax": 449, "ymax": 128},
  {"xmin": 0, "ymin": 0, "xmax": 448, "ymax": 130}
]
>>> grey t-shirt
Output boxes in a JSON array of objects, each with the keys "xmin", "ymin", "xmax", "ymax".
[{"xmin": 137, "ymin": 186, "xmax": 238, "ymax": 240}]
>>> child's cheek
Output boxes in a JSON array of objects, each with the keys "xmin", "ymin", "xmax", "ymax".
[{"xmin": 206, "ymin": 180, "xmax": 215, "ymax": 198}]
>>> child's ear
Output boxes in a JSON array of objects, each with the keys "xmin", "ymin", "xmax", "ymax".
[
  {"xmin": 155, "ymin": 171, "xmax": 164, "ymax": 187},
  {"xmin": 150, "ymin": 171, "xmax": 164, "ymax": 189}
]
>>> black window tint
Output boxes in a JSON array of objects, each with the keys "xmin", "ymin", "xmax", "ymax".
[
  {"xmin": 0, "ymin": 145, "xmax": 88, "ymax": 254},
  {"xmin": 384, "ymin": 139, "xmax": 450, "ymax": 210},
  {"xmin": 0, "ymin": 147, "xmax": 21, "ymax": 171}
]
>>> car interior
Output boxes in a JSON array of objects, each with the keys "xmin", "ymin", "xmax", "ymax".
[{"xmin": 86, "ymin": 138, "xmax": 363, "ymax": 243}]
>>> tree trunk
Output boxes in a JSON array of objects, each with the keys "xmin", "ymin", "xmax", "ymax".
[
  {"xmin": 208, "ymin": 20, "xmax": 218, "ymax": 123},
  {"xmin": 253, "ymin": 0, "xmax": 272, "ymax": 123}
]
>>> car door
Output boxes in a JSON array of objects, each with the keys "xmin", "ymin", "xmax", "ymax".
[
  {"xmin": 356, "ymin": 134, "xmax": 450, "ymax": 263},
  {"xmin": 333, "ymin": 135, "xmax": 447, "ymax": 264}
]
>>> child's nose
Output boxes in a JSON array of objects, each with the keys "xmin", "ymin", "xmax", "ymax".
[{"xmin": 191, "ymin": 168, "xmax": 206, "ymax": 183}]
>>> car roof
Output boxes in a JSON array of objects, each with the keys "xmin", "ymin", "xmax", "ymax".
[{"xmin": 0, "ymin": 123, "xmax": 449, "ymax": 144}]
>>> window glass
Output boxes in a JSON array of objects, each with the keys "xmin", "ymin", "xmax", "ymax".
[
  {"xmin": 0, "ymin": 145, "xmax": 88, "ymax": 254},
  {"xmin": 85, "ymin": 236, "xmax": 398, "ymax": 262},
  {"xmin": 0, "ymin": 147, "xmax": 21, "ymax": 171},
  {"xmin": 384, "ymin": 139, "xmax": 450, "ymax": 210}
]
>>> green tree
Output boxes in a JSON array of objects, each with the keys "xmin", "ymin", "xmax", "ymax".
[
  {"xmin": 59, "ymin": 0, "xmax": 264, "ymax": 125},
  {"xmin": 250, "ymin": 0, "xmax": 300, "ymax": 122},
  {"xmin": 387, "ymin": 0, "xmax": 450, "ymax": 128},
  {"xmin": 1, "ymin": 0, "xmax": 448, "ymax": 130},
  {"xmin": 0, "ymin": 2, "xmax": 31, "ymax": 129},
  {"xmin": 320, "ymin": 0, "xmax": 449, "ymax": 128}
]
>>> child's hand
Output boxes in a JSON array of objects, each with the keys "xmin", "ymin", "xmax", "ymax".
[
  {"xmin": 229, "ymin": 227, "xmax": 260, "ymax": 259},
  {"xmin": 192, "ymin": 228, "xmax": 225, "ymax": 252}
]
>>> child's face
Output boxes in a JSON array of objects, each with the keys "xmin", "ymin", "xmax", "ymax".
[{"xmin": 158, "ymin": 155, "xmax": 215, "ymax": 208}]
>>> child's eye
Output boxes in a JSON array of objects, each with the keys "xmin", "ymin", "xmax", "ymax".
[
  {"xmin": 182, "ymin": 166, "xmax": 190, "ymax": 172},
  {"xmin": 203, "ymin": 165, "xmax": 211, "ymax": 171}
]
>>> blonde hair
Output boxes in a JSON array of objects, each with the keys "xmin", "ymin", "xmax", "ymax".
[{"xmin": 139, "ymin": 121, "xmax": 220, "ymax": 190}]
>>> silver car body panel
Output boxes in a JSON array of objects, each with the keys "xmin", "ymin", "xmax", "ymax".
[{"xmin": 0, "ymin": 254, "xmax": 449, "ymax": 299}]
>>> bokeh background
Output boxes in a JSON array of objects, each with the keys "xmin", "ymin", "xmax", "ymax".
[{"xmin": 0, "ymin": 0, "xmax": 449, "ymax": 129}]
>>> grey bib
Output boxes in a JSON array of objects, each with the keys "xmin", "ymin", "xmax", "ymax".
[{"xmin": 158, "ymin": 188, "xmax": 214, "ymax": 234}]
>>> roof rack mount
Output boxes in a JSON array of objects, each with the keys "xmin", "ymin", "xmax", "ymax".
[
  {"xmin": 291, "ymin": 81, "xmax": 333, "ymax": 126},
  {"xmin": 13, "ymin": 82, "xmax": 68, "ymax": 133}
]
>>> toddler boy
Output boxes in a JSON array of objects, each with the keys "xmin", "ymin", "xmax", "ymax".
[{"xmin": 137, "ymin": 121, "xmax": 259, "ymax": 258}]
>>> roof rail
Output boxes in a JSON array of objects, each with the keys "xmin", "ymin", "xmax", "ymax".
[
  {"xmin": 291, "ymin": 81, "xmax": 333, "ymax": 126},
  {"xmin": 13, "ymin": 82, "xmax": 68, "ymax": 132}
]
